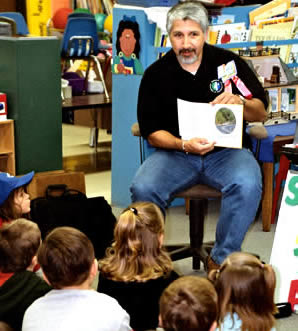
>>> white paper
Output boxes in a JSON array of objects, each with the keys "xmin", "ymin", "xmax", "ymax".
[{"xmin": 177, "ymin": 99, "xmax": 243, "ymax": 149}]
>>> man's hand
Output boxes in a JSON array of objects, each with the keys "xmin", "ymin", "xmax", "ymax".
[
  {"xmin": 210, "ymin": 92, "xmax": 242, "ymax": 105},
  {"xmin": 183, "ymin": 138, "xmax": 216, "ymax": 155}
]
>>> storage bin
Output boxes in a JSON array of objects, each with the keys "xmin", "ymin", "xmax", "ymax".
[{"xmin": 116, "ymin": 0, "xmax": 178, "ymax": 7}]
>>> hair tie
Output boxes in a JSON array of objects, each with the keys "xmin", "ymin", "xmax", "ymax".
[{"xmin": 130, "ymin": 207, "xmax": 138, "ymax": 215}]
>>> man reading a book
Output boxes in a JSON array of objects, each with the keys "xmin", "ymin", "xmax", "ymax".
[{"xmin": 130, "ymin": 1, "xmax": 268, "ymax": 273}]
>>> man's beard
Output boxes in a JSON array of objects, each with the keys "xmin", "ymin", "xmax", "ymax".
[{"xmin": 178, "ymin": 48, "xmax": 198, "ymax": 64}]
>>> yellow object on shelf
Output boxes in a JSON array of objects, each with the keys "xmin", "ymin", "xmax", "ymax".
[{"xmin": 26, "ymin": 0, "xmax": 52, "ymax": 36}]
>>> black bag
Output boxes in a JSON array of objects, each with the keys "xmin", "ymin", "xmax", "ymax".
[{"xmin": 30, "ymin": 184, "xmax": 116, "ymax": 259}]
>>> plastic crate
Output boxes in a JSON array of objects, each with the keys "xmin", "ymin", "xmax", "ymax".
[{"xmin": 116, "ymin": 0, "xmax": 179, "ymax": 7}]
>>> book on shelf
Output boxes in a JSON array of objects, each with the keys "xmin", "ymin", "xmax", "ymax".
[
  {"xmin": 177, "ymin": 99, "xmax": 243, "ymax": 149},
  {"xmin": 207, "ymin": 22, "xmax": 249, "ymax": 45},
  {"xmin": 250, "ymin": 19, "xmax": 294, "ymax": 63},
  {"xmin": 249, "ymin": 0, "xmax": 291, "ymax": 26}
]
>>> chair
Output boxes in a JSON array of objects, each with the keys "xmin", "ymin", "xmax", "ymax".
[
  {"xmin": 61, "ymin": 16, "xmax": 109, "ymax": 99},
  {"xmin": 0, "ymin": 12, "xmax": 28, "ymax": 35},
  {"xmin": 131, "ymin": 123, "xmax": 222, "ymax": 270},
  {"xmin": 0, "ymin": 16, "xmax": 17, "ymax": 36}
]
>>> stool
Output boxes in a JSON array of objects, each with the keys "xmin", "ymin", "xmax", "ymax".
[
  {"xmin": 167, "ymin": 184, "xmax": 222, "ymax": 270},
  {"xmin": 131, "ymin": 122, "xmax": 222, "ymax": 270},
  {"xmin": 271, "ymin": 147, "xmax": 298, "ymax": 223}
]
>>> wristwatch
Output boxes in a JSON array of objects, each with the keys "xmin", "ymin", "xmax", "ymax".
[{"xmin": 238, "ymin": 94, "xmax": 247, "ymax": 106}]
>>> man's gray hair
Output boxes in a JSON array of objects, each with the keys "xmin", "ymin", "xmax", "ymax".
[{"xmin": 166, "ymin": 1, "xmax": 209, "ymax": 34}]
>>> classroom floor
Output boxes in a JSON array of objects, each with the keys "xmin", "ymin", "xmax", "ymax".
[{"xmin": 63, "ymin": 123, "xmax": 297, "ymax": 331}]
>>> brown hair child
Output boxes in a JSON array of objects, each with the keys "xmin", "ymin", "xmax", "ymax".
[
  {"xmin": 208, "ymin": 252, "xmax": 277, "ymax": 331},
  {"xmin": 0, "ymin": 218, "xmax": 51, "ymax": 331},
  {"xmin": 159, "ymin": 275, "xmax": 218, "ymax": 331}
]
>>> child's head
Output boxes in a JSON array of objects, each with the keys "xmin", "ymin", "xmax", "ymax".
[
  {"xmin": 209, "ymin": 252, "xmax": 276, "ymax": 331},
  {"xmin": 0, "ymin": 218, "xmax": 41, "ymax": 273},
  {"xmin": 100, "ymin": 201, "xmax": 173, "ymax": 282},
  {"xmin": 37, "ymin": 226, "xmax": 96, "ymax": 289},
  {"xmin": 0, "ymin": 171, "xmax": 34, "ymax": 221},
  {"xmin": 159, "ymin": 275, "xmax": 218, "ymax": 331}
]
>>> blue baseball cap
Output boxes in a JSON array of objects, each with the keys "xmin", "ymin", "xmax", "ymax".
[{"xmin": 0, "ymin": 171, "xmax": 34, "ymax": 206}]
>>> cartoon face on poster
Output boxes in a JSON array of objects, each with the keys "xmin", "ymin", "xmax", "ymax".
[
  {"xmin": 270, "ymin": 171, "xmax": 298, "ymax": 311},
  {"xmin": 112, "ymin": 15, "xmax": 144, "ymax": 75}
]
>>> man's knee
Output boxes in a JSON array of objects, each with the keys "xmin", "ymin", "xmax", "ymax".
[{"xmin": 130, "ymin": 179, "xmax": 155, "ymax": 202}]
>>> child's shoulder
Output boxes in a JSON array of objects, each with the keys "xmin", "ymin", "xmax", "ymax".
[{"xmin": 217, "ymin": 313, "xmax": 242, "ymax": 331}]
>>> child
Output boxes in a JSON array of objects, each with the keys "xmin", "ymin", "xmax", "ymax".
[
  {"xmin": 0, "ymin": 171, "xmax": 34, "ymax": 225},
  {"xmin": 22, "ymin": 226, "xmax": 131, "ymax": 331},
  {"xmin": 159, "ymin": 275, "xmax": 218, "ymax": 331},
  {"xmin": 0, "ymin": 219, "xmax": 51, "ymax": 331},
  {"xmin": 208, "ymin": 252, "xmax": 277, "ymax": 331},
  {"xmin": 97, "ymin": 201, "xmax": 179, "ymax": 331}
]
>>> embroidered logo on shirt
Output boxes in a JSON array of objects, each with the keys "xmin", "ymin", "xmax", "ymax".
[{"xmin": 210, "ymin": 79, "xmax": 223, "ymax": 93}]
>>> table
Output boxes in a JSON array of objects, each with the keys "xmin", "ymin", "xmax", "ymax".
[
  {"xmin": 62, "ymin": 94, "xmax": 112, "ymax": 150},
  {"xmin": 251, "ymin": 122, "xmax": 296, "ymax": 231}
]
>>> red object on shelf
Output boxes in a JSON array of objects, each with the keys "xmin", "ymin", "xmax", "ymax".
[
  {"xmin": 0, "ymin": 93, "xmax": 7, "ymax": 120},
  {"xmin": 214, "ymin": 0, "xmax": 236, "ymax": 5}
]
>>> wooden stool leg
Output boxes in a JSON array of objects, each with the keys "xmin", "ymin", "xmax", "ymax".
[
  {"xmin": 271, "ymin": 154, "xmax": 290, "ymax": 224},
  {"xmin": 185, "ymin": 198, "xmax": 190, "ymax": 215},
  {"xmin": 189, "ymin": 199, "xmax": 207, "ymax": 270}
]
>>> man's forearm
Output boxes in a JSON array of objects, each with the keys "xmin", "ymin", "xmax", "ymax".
[{"xmin": 148, "ymin": 130, "xmax": 182, "ymax": 150}]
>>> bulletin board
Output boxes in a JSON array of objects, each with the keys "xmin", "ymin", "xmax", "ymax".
[{"xmin": 270, "ymin": 170, "xmax": 298, "ymax": 309}]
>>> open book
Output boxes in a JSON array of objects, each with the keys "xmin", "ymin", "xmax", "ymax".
[{"xmin": 177, "ymin": 99, "xmax": 243, "ymax": 149}]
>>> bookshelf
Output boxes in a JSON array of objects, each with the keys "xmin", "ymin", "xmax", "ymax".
[
  {"xmin": 111, "ymin": 5, "xmax": 298, "ymax": 207},
  {"xmin": 0, "ymin": 120, "xmax": 15, "ymax": 175}
]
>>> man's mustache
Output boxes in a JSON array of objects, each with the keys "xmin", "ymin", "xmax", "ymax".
[{"xmin": 179, "ymin": 48, "xmax": 196, "ymax": 55}]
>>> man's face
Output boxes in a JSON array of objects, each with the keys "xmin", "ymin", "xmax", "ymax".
[{"xmin": 169, "ymin": 19, "xmax": 206, "ymax": 65}]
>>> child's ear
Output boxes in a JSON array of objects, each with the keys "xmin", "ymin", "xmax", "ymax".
[
  {"xmin": 158, "ymin": 314, "xmax": 163, "ymax": 328},
  {"xmin": 209, "ymin": 321, "xmax": 217, "ymax": 331},
  {"xmin": 26, "ymin": 255, "xmax": 38, "ymax": 271},
  {"xmin": 90, "ymin": 259, "xmax": 98, "ymax": 279},
  {"xmin": 42, "ymin": 272, "xmax": 51, "ymax": 285}
]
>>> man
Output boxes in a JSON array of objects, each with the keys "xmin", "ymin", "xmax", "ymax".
[{"xmin": 130, "ymin": 1, "xmax": 268, "ymax": 272}]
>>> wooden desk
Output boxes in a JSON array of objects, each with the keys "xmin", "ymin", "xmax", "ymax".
[
  {"xmin": 62, "ymin": 94, "xmax": 112, "ymax": 150},
  {"xmin": 262, "ymin": 135, "xmax": 294, "ymax": 232},
  {"xmin": 62, "ymin": 94, "xmax": 111, "ymax": 111}
]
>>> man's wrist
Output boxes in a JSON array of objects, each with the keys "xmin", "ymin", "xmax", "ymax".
[
  {"xmin": 237, "ymin": 94, "xmax": 247, "ymax": 106},
  {"xmin": 182, "ymin": 140, "xmax": 189, "ymax": 154}
]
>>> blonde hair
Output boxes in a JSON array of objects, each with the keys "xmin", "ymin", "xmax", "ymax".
[
  {"xmin": 99, "ymin": 201, "xmax": 173, "ymax": 282},
  {"xmin": 209, "ymin": 252, "xmax": 276, "ymax": 331}
]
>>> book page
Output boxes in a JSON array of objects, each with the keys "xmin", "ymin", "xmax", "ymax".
[{"xmin": 177, "ymin": 99, "xmax": 243, "ymax": 149}]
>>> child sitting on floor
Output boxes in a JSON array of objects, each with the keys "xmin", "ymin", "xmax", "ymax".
[
  {"xmin": 97, "ymin": 201, "xmax": 179, "ymax": 331},
  {"xmin": 159, "ymin": 275, "xmax": 218, "ymax": 331},
  {"xmin": 0, "ymin": 219, "xmax": 51, "ymax": 331},
  {"xmin": 208, "ymin": 252, "xmax": 277, "ymax": 331},
  {"xmin": 22, "ymin": 226, "xmax": 131, "ymax": 331},
  {"xmin": 0, "ymin": 171, "xmax": 34, "ymax": 226}
]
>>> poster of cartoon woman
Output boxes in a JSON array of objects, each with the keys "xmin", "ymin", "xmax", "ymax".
[{"xmin": 112, "ymin": 15, "xmax": 144, "ymax": 75}]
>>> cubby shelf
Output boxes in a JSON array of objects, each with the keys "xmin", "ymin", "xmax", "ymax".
[{"xmin": 0, "ymin": 120, "xmax": 15, "ymax": 175}]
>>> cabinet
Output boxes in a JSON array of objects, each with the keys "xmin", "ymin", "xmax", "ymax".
[
  {"xmin": 0, "ymin": 37, "xmax": 62, "ymax": 175},
  {"xmin": 0, "ymin": 120, "xmax": 15, "ymax": 175}
]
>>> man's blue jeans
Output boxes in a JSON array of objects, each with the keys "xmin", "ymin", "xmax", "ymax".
[{"xmin": 130, "ymin": 148, "xmax": 262, "ymax": 264}]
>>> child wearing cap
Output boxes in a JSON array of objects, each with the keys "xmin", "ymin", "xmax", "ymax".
[{"xmin": 0, "ymin": 171, "xmax": 34, "ymax": 226}]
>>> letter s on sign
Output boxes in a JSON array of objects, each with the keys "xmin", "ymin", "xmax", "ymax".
[{"xmin": 285, "ymin": 176, "xmax": 298, "ymax": 206}]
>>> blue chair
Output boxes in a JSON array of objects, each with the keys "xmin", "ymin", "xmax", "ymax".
[
  {"xmin": 61, "ymin": 16, "xmax": 109, "ymax": 98},
  {"xmin": 0, "ymin": 12, "xmax": 28, "ymax": 35}
]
